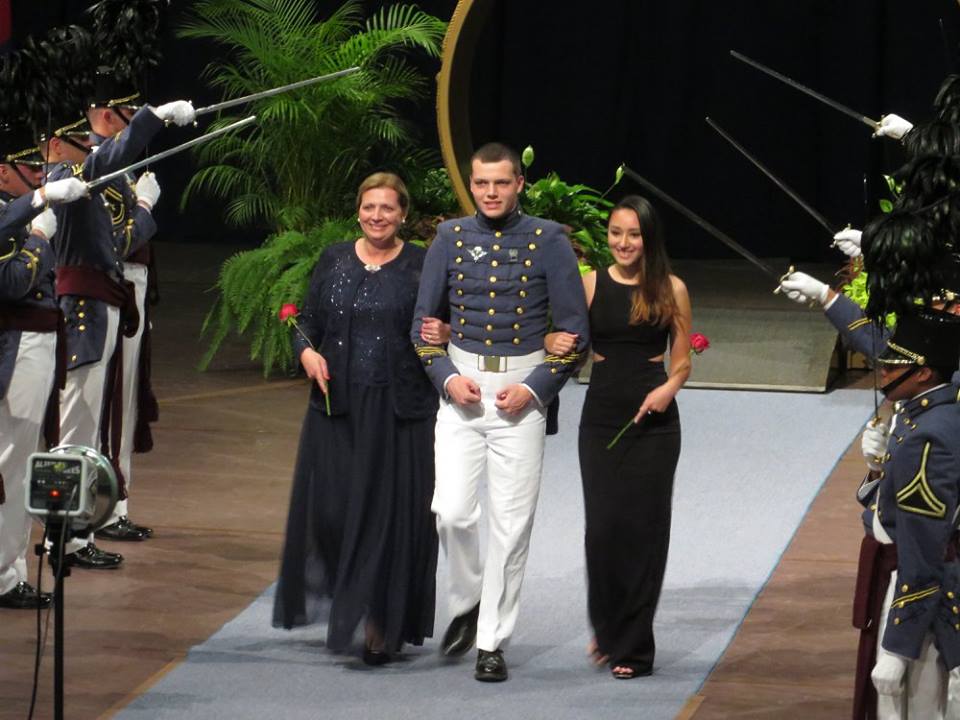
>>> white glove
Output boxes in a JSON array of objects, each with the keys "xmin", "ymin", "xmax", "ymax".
[
  {"xmin": 833, "ymin": 227, "xmax": 862, "ymax": 258},
  {"xmin": 874, "ymin": 113, "xmax": 914, "ymax": 140},
  {"xmin": 40, "ymin": 178, "xmax": 89, "ymax": 204},
  {"xmin": 135, "ymin": 172, "xmax": 161, "ymax": 210},
  {"xmin": 861, "ymin": 420, "xmax": 890, "ymax": 472},
  {"xmin": 151, "ymin": 100, "xmax": 196, "ymax": 127},
  {"xmin": 29, "ymin": 208, "xmax": 57, "ymax": 240},
  {"xmin": 872, "ymin": 651, "xmax": 909, "ymax": 696},
  {"xmin": 778, "ymin": 271, "xmax": 830, "ymax": 305}
]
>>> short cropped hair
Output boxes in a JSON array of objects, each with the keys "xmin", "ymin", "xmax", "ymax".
[
  {"xmin": 355, "ymin": 171, "xmax": 410, "ymax": 212},
  {"xmin": 471, "ymin": 142, "xmax": 522, "ymax": 177}
]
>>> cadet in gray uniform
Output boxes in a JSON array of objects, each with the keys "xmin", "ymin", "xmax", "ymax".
[
  {"xmin": 411, "ymin": 142, "xmax": 590, "ymax": 682},
  {"xmin": 860, "ymin": 310, "xmax": 960, "ymax": 720},
  {"xmin": 0, "ymin": 121, "xmax": 87, "ymax": 607},
  {"xmin": 40, "ymin": 97, "xmax": 195, "ymax": 568},
  {"xmin": 86, "ymin": 69, "xmax": 159, "ymax": 542}
]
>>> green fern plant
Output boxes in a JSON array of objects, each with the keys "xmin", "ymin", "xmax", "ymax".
[
  {"xmin": 200, "ymin": 218, "xmax": 356, "ymax": 375},
  {"xmin": 178, "ymin": 0, "xmax": 447, "ymax": 231}
]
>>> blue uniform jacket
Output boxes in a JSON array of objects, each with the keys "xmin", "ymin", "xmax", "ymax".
[
  {"xmin": 410, "ymin": 209, "xmax": 590, "ymax": 405},
  {"xmin": 292, "ymin": 241, "xmax": 438, "ymax": 419},
  {"xmin": 48, "ymin": 106, "xmax": 164, "ymax": 369},
  {"xmin": 878, "ymin": 380, "xmax": 960, "ymax": 669},
  {"xmin": 826, "ymin": 293, "xmax": 891, "ymax": 360},
  {"xmin": 0, "ymin": 192, "xmax": 57, "ymax": 400}
]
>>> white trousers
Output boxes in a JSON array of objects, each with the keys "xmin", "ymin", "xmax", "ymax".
[
  {"xmin": 432, "ymin": 347, "xmax": 546, "ymax": 652},
  {"xmin": 876, "ymin": 569, "xmax": 949, "ymax": 719},
  {"xmin": 60, "ymin": 304, "xmax": 119, "ymax": 553},
  {"xmin": 0, "ymin": 332, "xmax": 56, "ymax": 593},
  {"xmin": 112, "ymin": 262, "xmax": 148, "ymax": 523}
]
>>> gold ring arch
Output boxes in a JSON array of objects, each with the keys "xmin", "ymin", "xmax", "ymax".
[{"xmin": 436, "ymin": 0, "xmax": 496, "ymax": 214}]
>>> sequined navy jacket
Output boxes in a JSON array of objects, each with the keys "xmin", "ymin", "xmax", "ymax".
[
  {"xmin": 292, "ymin": 241, "xmax": 438, "ymax": 419},
  {"xmin": 0, "ymin": 192, "xmax": 57, "ymax": 400},
  {"xmin": 47, "ymin": 106, "xmax": 164, "ymax": 370},
  {"xmin": 410, "ymin": 209, "xmax": 590, "ymax": 405},
  {"xmin": 876, "ymin": 380, "xmax": 960, "ymax": 669}
]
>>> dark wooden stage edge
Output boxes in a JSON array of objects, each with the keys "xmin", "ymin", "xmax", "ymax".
[{"xmin": 0, "ymin": 246, "xmax": 865, "ymax": 719}]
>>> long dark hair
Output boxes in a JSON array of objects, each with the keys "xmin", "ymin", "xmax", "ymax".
[{"xmin": 611, "ymin": 195, "xmax": 677, "ymax": 326}]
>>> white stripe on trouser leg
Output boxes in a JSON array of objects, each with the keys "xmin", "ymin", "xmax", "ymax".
[
  {"xmin": 58, "ymin": 304, "xmax": 120, "ymax": 554},
  {"xmin": 875, "ymin": 570, "xmax": 947, "ymax": 719},
  {"xmin": 0, "ymin": 332, "xmax": 56, "ymax": 594},
  {"xmin": 113, "ymin": 262, "xmax": 148, "ymax": 523},
  {"xmin": 431, "ymin": 356, "xmax": 545, "ymax": 652}
]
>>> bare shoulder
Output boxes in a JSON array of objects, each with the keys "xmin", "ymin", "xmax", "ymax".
[{"xmin": 669, "ymin": 273, "xmax": 688, "ymax": 293}]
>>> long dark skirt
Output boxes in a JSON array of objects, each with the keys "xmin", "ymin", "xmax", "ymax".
[{"xmin": 272, "ymin": 382, "xmax": 438, "ymax": 653}]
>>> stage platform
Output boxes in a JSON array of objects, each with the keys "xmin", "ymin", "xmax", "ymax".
[{"xmin": 0, "ymin": 247, "xmax": 866, "ymax": 719}]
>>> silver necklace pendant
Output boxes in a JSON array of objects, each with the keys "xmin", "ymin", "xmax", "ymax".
[{"xmin": 364, "ymin": 263, "xmax": 382, "ymax": 273}]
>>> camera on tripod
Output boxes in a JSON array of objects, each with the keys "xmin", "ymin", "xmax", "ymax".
[{"xmin": 25, "ymin": 445, "xmax": 118, "ymax": 534}]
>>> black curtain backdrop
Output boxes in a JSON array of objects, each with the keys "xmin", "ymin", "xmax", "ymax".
[{"xmin": 8, "ymin": 0, "xmax": 960, "ymax": 262}]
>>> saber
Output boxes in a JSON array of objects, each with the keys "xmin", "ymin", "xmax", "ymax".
[
  {"xmin": 194, "ymin": 67, "xmax": 360, "ymax": 117},
  {"xmin": 620, "ymin": 164, "xmax": 782, "ymax": 281},
  {"xmin": 706, "ymin": 116, "xmax": 839, "ymax": 236},
  {"xmin": 730, "ymin": 50, "xmax": 880, "ymax": 130},
  {"xmin": 87, "ymin": 116, "xmax": 257, "ymax": 190}
]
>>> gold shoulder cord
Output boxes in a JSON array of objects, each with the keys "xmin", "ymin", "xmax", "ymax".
[{"xmin": 0, "ymin": 237, "xmax": 16, "ymax": 262}]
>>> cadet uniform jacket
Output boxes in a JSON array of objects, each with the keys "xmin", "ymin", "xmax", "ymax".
[
  {"xmin": 877, "ymin": 380, "xmax": 960, "ymax": 670},
  {"xmin": 826, "ymin": 293, "xmax": 891, "ymax": 360},
  {"xmin": 411, "ymin": 209, "xmax": 590, "ymax": 406},
  {"xmin": 47, "ymin": 106, "xmax": 164, "ymax": 370},
  {"xmin": 0, "ymin": 192, "xmax": 57, "ymax": 400}
]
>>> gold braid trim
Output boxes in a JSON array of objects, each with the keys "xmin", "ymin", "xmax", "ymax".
[
  {"xmin": 885, "ymin": 341, "xmax": 926, "ymax": 366},
  {"xmin": 545, "ymin": 352, "xmax": 582, "ymax": 365},
  {"xmin": 0, "ymin": 237, "xmax": 15, "ymax": 262},
  {"xmin": 896, "ymin": 442, "xmax": 946, "ymax": 519},
  {"xmin": 415, "ymin": 345, "xmax": 448, "ymax": 359},
  {"xmin": 19, "ymin": 248, "xmax": 39, "ymax": 285},
  {"xmin": 847, "ymin": 317, "xmax": 872, "ymax": 331},
  {"xmin": 892, "ymin": 585, "xmax": 941, "ymax": 608}
]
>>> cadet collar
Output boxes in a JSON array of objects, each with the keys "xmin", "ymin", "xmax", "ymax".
[
  {"xmin": 894, "ymin": 382, "xmax": 956, "ymax": 419},
  {"xmin": 476, "ymin": 206, "xmax": 524, "ymax": 232}
]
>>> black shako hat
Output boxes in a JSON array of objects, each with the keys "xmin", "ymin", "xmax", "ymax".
[
  {"xmin": 0, "ymin": 119, "xmax": 44, "ymax": 167},
  {"xmin": 86, "ymin": 66, "xmax": 142, "ymax": 110},
  {"xmin": 878, "ymin": 307, "xmax": 960, "ymax": 368}
]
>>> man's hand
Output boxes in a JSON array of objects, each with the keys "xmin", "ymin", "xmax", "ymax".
[
  {"xmin": 152, "ymin": 100, "xmax": 197, "ymax": 127},
  {"xmin": 300, "ymin": 348, "xmax": 330, "ymax": 395},
  {"xmin": 29, "ymin": 208, "xmax": 57, "ymax": 241},
  {"xmin": 135, "ymin": 171, "xmax": 161, "ymax": 211},
  {"xmin": 861, "ymin": 419, "xmax": 890, "ymax": 472},
  {"xmin": 833, "ymin": 227, "xmax": 862, "ymax": 258},
  {"xmin": 874, "ymin": 113, "xmax": 914, "ymax": 140},
  {"xmin": 495, "ymin": 384, "xmax": 532, "ymax": 415},
  {"xmin": 420, "ymin": 316, "xmax": 450, "ymax": 345},
  {"xmin": 545, "ymin": 331, "xmax": 578, "ymax": 355},
  {"xmin": 871, "ymin": 652, "xmax": 909, "ymax": 696},
  {"xmin": 447, "ymin": 375, "xmax": 481, "ymax": 406},
  {"xmin": 778, "ymin": 271, "xmax": 830, "ymax": 306}
]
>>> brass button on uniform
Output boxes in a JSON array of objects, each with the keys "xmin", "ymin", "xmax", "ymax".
[
  {"xmin": 457, "ymin": 272, "xmax": 464, "ymax": 281},
  {"xmin": 484, "ymin": 338, "xmax": 493, "ymax": 346},
  {"xmin": 491, "ymin": 260, "xmax": 499, "ymax": 267},
  {"xmin": 459, "ymin": 318, "xmax": 466, "ymax": 325},
  {"xmin": 485, "ymin": 324, "xmax": 493, "ymax": 331},
  {"xmin": 454, "ymin": 225, "xmax": 461, "ymax": 232},
  {"xmin": 513, "ymin": 323, "xmax": 520, "ymax": 330},
  {"xmin": 516, "ymin": 307, "xmax": 524, "ymax": 315},
  {"xmin": 455, "ymin": 256, "xmax": 462, "ymax": 264},
  {"xmin": 459, "ymin": 304, "xmax": 465, "ymax": 311},
  {"xmin": 456, "ymin": 240, "xmax": 463, "ymax": 248},
  {"xmin": 489, "ymin": 291, "xmax": 496, "ymax": 298},
  {"xmin": 488, "ymin": 308, "xmax": 495, "ymax": 316},
  {"xmin": 894, "ymin": 618, "xmax": 901, "ymax": 625},
  {"xmin": 78, "ymin": 300, "xmax": 85, "ymax": 306},
  {"xmin": 950, "ymin": 592, "xmax": 956, "ymax": 599},
  {"xmin": 550, "ymin": 367, "xmax": 557, "ymax": 374},
  {"xmin": 489, "ymin": 276, "xmax": 497, "ymax": 283},
  {"xmin": 535, "ymin": 228, "xmax": 543, "ymax": 236},
  {"xmin": 79, "ymin": 325, "xmax": 86, "ymax": 332},
  {"xmin": 70, "ymin": 354, "xmax": 77, "ymax": 362},
  {"xmin": 528, "ymin": 243, "xmax": 536, "ymax": 250},
  {"xmin": 35, "ymin": 292, "xmax": 42, "ymax": 300},
  {"xmin": 921, "ymin": 398, "xmax": 930, "ymax": 407},
  {"xmin": 492, "ymin": 244, "xmax": 501, "ymax": 251},
  {"xmin": 512, "ymin": 338, "xmax": 520, "ymax": 345},
  {"xmin": 519, "ymin": 290, "xmax": 527, "ymax": 298},
  {"xmin": 457, "ymin": 332, "xmax": 464, "ymax": 339},
  {"xmin": 524, "ymin": 259, "xmax": 532, "ymax": 267},
  {"xmin": 521, "ymin": 275, "xmax": 528, "ymax": 282},
  {"xmin": 902, "ymin": 584, "xmax": 909, "ymax": 592},
  {"xmin": 78, "ymin": 312, "xmax": 85, "ymax": 319},
  {"xmin": 426, "ymin": 359, "xmax": 432, "ymax": 365},
  {"xmin": 456, "ymin": 289, "xmax": 464, "ymax": 296},
  {"xmin": 494, "ymin": 231, "xmax": 502, "ymax": 238}
]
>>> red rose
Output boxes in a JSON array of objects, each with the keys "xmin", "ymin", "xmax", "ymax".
[
  {"xmin": 278, "ymin": 303, "xmax": 299, "ymax": 323},
  {"xmin": 689, "ymin": 332, "xmax": 710, "ymax": 354}
]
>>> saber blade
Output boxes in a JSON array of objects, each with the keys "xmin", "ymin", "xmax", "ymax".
[
  {"xmin": 620, "ymin": 165, "xmax": 780, "ymax": 280},
  {"xmin": 87, "ymin": 115, "xmax": 257, "ymax": 190},
  {"xmin": 730, "ymin": 50, "xmax": 880, "ymax": 129},
  {"xmin": 195, "ymin": 66, "xmax": 360, "ymax": 117},
  {"xmin": 705, "ymin": 116, "xmax": 838, "ymax": 236}
]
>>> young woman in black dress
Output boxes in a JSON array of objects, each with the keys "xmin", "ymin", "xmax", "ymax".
[
  {"xmin": 272, "ymin": 173, "xmax": 442, "ymax": 665},
  {"xmin": 549, "ymin": 195, "xmax": 691, "ymax": 679}
]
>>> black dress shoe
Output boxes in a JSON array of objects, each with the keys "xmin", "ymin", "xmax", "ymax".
[
  {"xmin": 96, "ymin": 516, "xmax": 151, "ymax": 541},
  {"xmin": 441, "ymin": 602, "xmax": 480, "ymax": 657},
  {"xmin": 475, "ymin": 649, "xmax": 508, "ymax": 682},
  {"xmin": 69, "ymin": 543, "xmax": 123, "ymax": 569},
  {"xmin": 0, "ymin": 582, "xmax": 53, "ymax": 609},
  {"xmin": 362, "ymin": 647, "xmax": 391, "ymax": 666}
]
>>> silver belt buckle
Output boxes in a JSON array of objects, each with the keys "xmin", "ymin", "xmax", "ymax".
[{"xmin": 482, "ymin": 355, "xmax": 505, "ymax": 372}]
